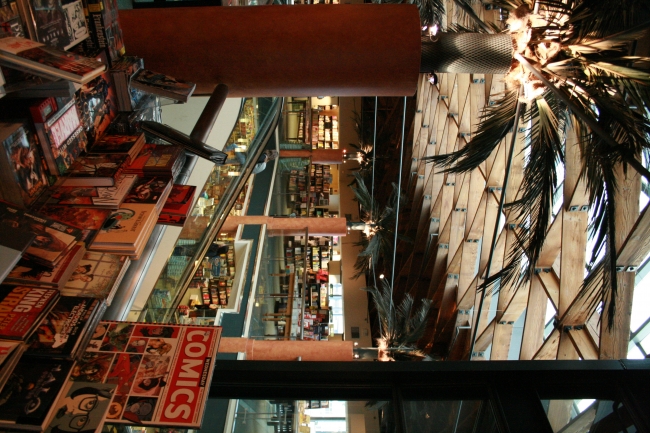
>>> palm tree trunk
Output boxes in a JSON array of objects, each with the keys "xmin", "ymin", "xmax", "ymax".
[{"xmin": 421, "ymin": 33, "xmax": 513, "ymax": 74}]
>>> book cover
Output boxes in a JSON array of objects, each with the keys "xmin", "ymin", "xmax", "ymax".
[
  {"xmin": 61, "ymin": 153, "xmax": 127, "ymax": 186},
  {"xmin": 161, "ymin": 184, "xmax": 195, "ymax": 213},
  {"xmin": 27, "ymin": 296, "xmax": 102, "ymax": 359},
  {"xmin": 45, "ymin": 173, "xmax": 138, "ymax": 208},
  {"xmin": 0, "ymin": 201, "xmax": 82, "ymax": 268},
  {"xmin": 0, "ymin": 122, "xmax": 49, "ymax": 208},
  {"xmin": 123, "ymin": 176, "xmax": 172, "ymax": 206},
  {"xmin": 156, "ymin": 213, "xmax": 186, "ymax": 227},
  {"xmin": 33, "ymin": 99, "xmax": 82, "ymax": 175},
  {"xmin": 72, "ymin": 322, "xmax": 220, "ymax": 427},
  {"xmin": 0, "ymin": 285, "xmax": 59, "ymax": 340},
  {"xmin": 30, "ymin": 0, "xmax": 70, "ymax": 49},
  {"xmin": 45, "ymin": 380, "xmax": 116, "ymax": 433},
  {"xmin": 61, "ymin": 0, "xmax": 88, "ymax": 48},
  {"xmin": 0, "ymin": 229, "xmax": 35, "ymax": 284},
  {"xmin": 36, "ymin": 205, "xmax": 110, "ymax": 245},
  {"xmin": 0, "ymin": 37, "xmax": 105, "ymax": 84},
  {"xmin": 0, "ymin": 356, "xmax": 74, "ymax": 430},
  {"xmin": 91, "ymin": 203, "xmax": 154, "ymax": 248},
  {"xmin": 87, "ymin": 132, "xmax": 144, "ymax": 161},
  {"xmin": 110, "ymin": 55, "xmax": 143, "ymax": 112},
  {"xmin": 4, "ymin": 242, "xmax": 85, "ymax": 289},
  {"xmin": 76, "ymin": 70, "xmax": 117, "ymax": 146},
  {"xmin": 60, "ymin": 251, "xmax": 129, "ymax": 305},
  {"xmin": 131, "ymin": 69, "xmax": 195, "ymax": 103},
  {"xmin": 53, "ymin": 125, "xmax": 87, "ymax": 175},
  {"xmin": 123, "ymin": 144, "xmax": 184, "ymax": 176}
]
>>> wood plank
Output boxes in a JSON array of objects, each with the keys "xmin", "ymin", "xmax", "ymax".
[
  {"xmin": 536, "ymin": 210, "xmax": 563, "ymax": 268},
  {"xmin": 557, "ymin": 403, "xmax": 597, "ymax": 433},
  {"xmin": 473, "ymin": 318, "xmax": 495, "ymax": 354},
  {"xmin": 559, "ymin": 210, "xmax": 588, "ymax": 316},
  {"xmin": 600, "ymin": 165, "xmax": 640, "ymax": 359},
  {"xmin": 568, "ymin": 328, "xmax": 599, "ymax": 360},
  {"xmin": 465, "ymin": 155, "xmax": 487, "ymax": 239},
  {"xmin": 537, "ymin": 270, "xmax": 560, "ymax": 312},
  {"xmin": 533, "ymin": 328, "xmax": 560, "ymax": 360},
  {"xmin": 490, "ymin": 323, "xmax": 513, "ymax": 360},
  {"xmin": 520, "ymin": 275, "xmax": 549, "ymax": 360},
  {"xmin": 502, "ymin": 278, "xmax": 530, "ymax": 323},
  {"xmin": 458, "ymin": 240, "xmax": 480, "ymax": 303}
]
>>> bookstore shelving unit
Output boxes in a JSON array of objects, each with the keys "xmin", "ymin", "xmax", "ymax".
[
  {"xmin": 247, "ymin": 228, "xmax": 334, "ymax": 341},
  {"xmin": 311, "ymin": 105, "xmax": 339, "ymax": 150},
  {"xmin": 106, "ymin": 96, "xmax": 283, "ymax": 324}
]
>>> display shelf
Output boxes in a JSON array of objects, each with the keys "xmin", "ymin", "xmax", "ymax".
[{"xmin": 311, "ymin": 105, "xmax": 339, "ymax": 150}]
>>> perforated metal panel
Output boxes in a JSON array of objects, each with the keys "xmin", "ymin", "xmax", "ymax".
[{"xmin": 421, "ymin": 33, "xmax": 513, "ymax": 74}]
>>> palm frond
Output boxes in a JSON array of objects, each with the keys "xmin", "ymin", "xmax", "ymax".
[
  {"xmin": 424, "ymin": 88, "xmax": 519, "ymax": 173},
  {"xmin": 363, "ymin": 279, "xmax": 432, "ymax": 356},
  {"xmin": 486, "ymin": 91, "xmax": 565, "ymax": 293}
]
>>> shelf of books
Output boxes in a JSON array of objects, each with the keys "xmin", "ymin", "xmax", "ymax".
[{"xmin": 248, "ymin": 228, "xmax": 333, "ymax": 341}]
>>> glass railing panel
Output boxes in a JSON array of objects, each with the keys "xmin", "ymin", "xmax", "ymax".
[{"xmin": 138, "ymin": 97, "xmax": 281, "ymax": 323}]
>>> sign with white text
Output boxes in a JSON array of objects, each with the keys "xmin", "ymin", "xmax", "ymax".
[{"xmin": 71, "ymin": 321, "xmax": 221, "ymax": 428}]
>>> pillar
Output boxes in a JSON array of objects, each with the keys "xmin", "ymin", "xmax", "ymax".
[
  {"xmin": 219, "ymin": 337, "xmax": 354, "ymax": 361},
  {"xmin": 221, "ymin": 215, "xmax": 347, "ymax": 236},
  {"xmin": 280, "ymin": 149, "xmax": 344, "ymax": 164},
  {"xmin": 119, "ymin": 5, "xmax": 421, "ymax": 96}
]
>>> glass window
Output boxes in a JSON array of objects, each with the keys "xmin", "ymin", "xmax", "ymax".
[{"xmin": 542, "ymin": 399, "xmax": 638, "ymax": 433}]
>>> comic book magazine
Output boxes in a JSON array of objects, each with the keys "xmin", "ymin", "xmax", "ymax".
[
  {"xmin": 0, "ymin": 285, "xmax": 59, "ymax": 340},
  {"xmin": 27, "ymin": 296, "xmax": 103, "ymax": 359},
  {"xmin": 37, "ymin": 204, "xmax": 111, "ymax": 246},
  {"xmin": 76, "ymin": 68, "xmax": 117, "ymax": 146},
  {"xmin": 60, "ymin": 251, "xmax": 130, "ymax": 306},
  {"xmin": 72, "ymin": 322, "xmax": 221, "ymax": 427}
]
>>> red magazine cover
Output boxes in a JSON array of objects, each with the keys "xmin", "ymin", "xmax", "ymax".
[
  {"xmin": 72, "ymin": 321, "xmax": 221, "ymax": 427},
  {"xmin": 161, "ymin": 184, "xmax": 196, "ymax": 215}
]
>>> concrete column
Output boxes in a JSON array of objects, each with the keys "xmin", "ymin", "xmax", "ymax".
[
  {"xmin": 219, "ymin": 337, "xmax": 354, "ymax": 361},
  {"xmin": 222, "ymin": 215, "xmax": 347, "ymax": 236},
  {"xmin": 119, "ymin": 4, "xmax": 421, "ymax": 96}
]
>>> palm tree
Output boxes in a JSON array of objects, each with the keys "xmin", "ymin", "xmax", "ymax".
[
  {"xmin": 415, "ymin": 0, "xmax": 650, "ymax": 327},
  {"xmin": 347, "ymin": 171, "xmax": 408, "ymax": 278},
  {"xmin": 363, "ymin": 279, "xmax": 433, "ymax": 361}
]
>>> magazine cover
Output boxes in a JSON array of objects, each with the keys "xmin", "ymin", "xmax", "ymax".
[
  {"xmin": 87, "ymin": 132, "xmax": 144, "ymax": 160},
  {"xmin": 45, "ymin": 173, "xmax": 138, "ymax": 208},
  {"xmin": 63, "ymin": 153, "xmax": 127, "ymax": 186},
  {"xmin": 61, "ymin": 251, "xmax": 129, "ymax": 304},
  {"xmin": 52, "ymin": 125, "xmax": 87, "ymax": 175},
  {"xmin": 30, "ymin": 0, "xmax": 71, "ymax": 49},
  {"xmin": 0, "ymin": 122, "xmax": 49, "ymax": 208},
  {"xmin": 90, "ymin": 203, "xmax": 153, "ymax": 248},
  {"xmin": 61, "ymin": 0, "xmax": 88, "ymax": 48},
  {"xmin": 123, "ymin": 176, "xmax": 172, "ymax": 205},
  {"xmin": 72, "ymin": 322, "xmax": 221, "ymax": 427},
  {"xmin": 0, "ymin": 356, "xmax": 74, "ymax": 430},
  {"xmin": 123, "ymin": 144, "xmax": 184, "ymax": 175},
  {"xmin": 5, "ymin": 242, "xmax": 85, "ymax": 289},
  {"xmin": 161, "ymin": 184, "xmax": 196, "ymax": 214},
  {"xmin": 0, "ymin": 202, "xmax": 83, "ymax": 267},
  {"xmin": 131, "ymin": 69, "xmax": 195, "ymax": 103},
  {"xmin": 76, "ymin": 70, "xmax": 117, "ymax": 146},
  {"xmin": 36, "ymin": 205, "xmax": 111, "ymax": 245},
  {"xmin": 0, "ymin": 285, "xmax": 59, "ymax": 340},
  {"xmin": 0, "ymin": 37, "xmax": 105, "ymax": 83},
  {"xmin": 27, "ymin": 296, "xmax": 102, "ymax": 358},
  {"xmin": 45, "ymin": 380, "xmax": 116, "ymax": 433}
]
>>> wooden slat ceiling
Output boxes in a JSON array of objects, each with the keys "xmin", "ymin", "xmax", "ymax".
[{"xmin": 399, "ymin": 0, "xmax": 644, "ymax": 362}]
